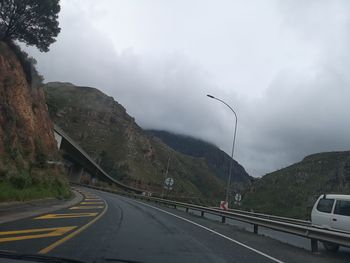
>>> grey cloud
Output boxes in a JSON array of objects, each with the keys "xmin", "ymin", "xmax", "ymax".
[{"xmin": 26, "ymin": 0, "xmax": 350, "ymax": 176}]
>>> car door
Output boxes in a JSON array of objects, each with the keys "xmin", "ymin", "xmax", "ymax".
[
  {"xmin": 331, "ymin": 200, "xmax": 350, "ymax": 232},
  {"xmin": 312, "ymin": 198, "xmax": 335, "ymax": 228}
]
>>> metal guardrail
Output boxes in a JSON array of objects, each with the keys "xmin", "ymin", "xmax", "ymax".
[
  {"xmin": 224, "ymin": 208, "xmax": 311, "ymax": 227},
  {"xmin": 210, "ymin": 206, "xmax": 311, "ymax": 226},
  {"xmin": 76, "ymin": 183, "xmax": 350, "ymax": 253}
]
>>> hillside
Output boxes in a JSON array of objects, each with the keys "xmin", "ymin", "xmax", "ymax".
[
  {"xmin": 243, "ymin": 151, "xmax": 350, "ymax": 219},
  {"xmin": 147, "ymin": 130, "xmax": 252, "ymax": 190},
  {"xmin": 44, "ymin": 82, "xmax": 225, "ymax": 202},
  {"xmin": 0, "ymin": 42, "xmax": 69, "ymax": 201}
]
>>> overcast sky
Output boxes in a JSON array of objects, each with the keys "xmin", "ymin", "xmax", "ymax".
[{"xmin": 26, "ymin": 0, "xmax": 350, "ymax": 177}]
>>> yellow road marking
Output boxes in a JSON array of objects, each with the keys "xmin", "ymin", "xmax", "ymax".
[
  {"xmin": 0, "ymin": 226, "xmax": 76, "ymax": 243},
  {"xmin": 34, "ymin": 213, "xmax": 98, "ymax": 219},
  {"xmin": 70, "ymin": 206, "xmax": 104, "ymax": 210},
  {"xmin": 85, "ymin": 199, "xmax": 101, "ymax": 201},
  {"xmin": 39, "ymin": 201, "xmax": 108, "ymax": 254},
  {"xmin": 80, "ymin": 202, "xmax": 104, "ymax": 205}
]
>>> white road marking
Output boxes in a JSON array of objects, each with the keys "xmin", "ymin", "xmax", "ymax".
[{"xmin": 134, "ymin": 200, "xmax": 284, "ymax": 263}]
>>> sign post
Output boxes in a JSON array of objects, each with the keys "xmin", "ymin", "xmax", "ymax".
[
  {"xmin": 164, "ymin": 177, "xmax": 174, "ymax": 198},
  {"xmin": 234, "ymin": 193, "xmax": 242, "ymax": 206},
  {"xmin": 164, "ymin": 177, "xmax": 174, "ymax": 188}
]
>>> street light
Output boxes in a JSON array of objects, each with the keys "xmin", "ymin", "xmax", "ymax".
[{"xmin": 207, "ymin": 94, "xmax": 238, "ymax": 204}]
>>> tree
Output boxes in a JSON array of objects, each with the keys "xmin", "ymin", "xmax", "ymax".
[{"xmin": 0, "ymin": 0, "xmax": 61, "ymax": 52}]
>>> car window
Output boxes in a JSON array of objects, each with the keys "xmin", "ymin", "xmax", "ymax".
[
  {"xmin": 316, "ymin": 198, "xmax": 335, "ymax": 213},
  {"xmin": 334, "ymin": 200, "xmax": 350, "ymax": 216}
]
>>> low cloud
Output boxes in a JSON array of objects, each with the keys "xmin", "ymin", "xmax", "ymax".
[{"xmin": 26, "ymin": 0, "xmax": 350, "ymax": 176}]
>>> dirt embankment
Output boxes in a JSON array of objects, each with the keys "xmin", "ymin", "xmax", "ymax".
[
  {"xmin": 0, "ymin": 42, "xmax": 70, "ymax": 202},
  {"xmin": 0, "ymin": 42, "xmax": 57, "ymax": 166}
]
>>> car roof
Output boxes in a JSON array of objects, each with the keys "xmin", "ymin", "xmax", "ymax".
[{"xmin": 321, "ymin": 194, "xmax": 350, "ymax": 200}]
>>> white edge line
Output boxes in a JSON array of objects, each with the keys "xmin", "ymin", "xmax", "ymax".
[{"xmin": 133, "ymin": 200, "xmax": 284, "ymax": 263}]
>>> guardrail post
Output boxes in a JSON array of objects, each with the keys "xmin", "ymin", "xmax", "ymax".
[
  {"xmin": 253, "ymin": 224, "xmax": 258, "ymax": 234},
  {"xmin": 221, "ymin": 216, "xmax": 226, "ymax": 223},
  {"xmin": 311, "ymin": 239, "xmax": 318, "ymax": 254},
  {"xmin": 201, "ymin": 211, "xmax": 204, "ymax": 217},
  {"xmin": 174, "ymin": 204, "xmax": 176, "ymax": 209},
  {"xmin": 186, "ymin": 208, "xmax": 189, "ymax": 213}
]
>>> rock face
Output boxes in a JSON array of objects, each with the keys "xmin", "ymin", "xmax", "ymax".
[
  {"xmin": 147, "ymin": 130, "xmax": 252, "ymax": 189},
  {"xmin": 45, "ymin": 82, "xmax": 225, "ymax": 201},
  {"xmin": 0, "ymin": 42, "xmax": 57, "ymax": 170},
  {"xmin": 243, "ymin": 151, "xmax": 350, "ymax": 219}
]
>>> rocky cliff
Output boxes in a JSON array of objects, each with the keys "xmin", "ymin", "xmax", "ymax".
[
  {"xmin": 45, "ymin": 82, "xmax": 225, "ymax": 202},
  {"xmin": 0, "ymin": 42, "xmax": 68, "ymax": 201}
]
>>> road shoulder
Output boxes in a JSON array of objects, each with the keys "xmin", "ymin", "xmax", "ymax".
[{"xmin": 0, "ymin": 188, "xmax": 83, "ymax": 224}]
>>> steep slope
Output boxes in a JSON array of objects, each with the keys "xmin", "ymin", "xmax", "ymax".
[
  {"xmin": 147, "ymin": 130, "xmax": 252, "ymax": 189},
  {"xmin": 0, "ymin": 42, "xmax": 69, "ymax": 201},
  {"xmin": 243, "ymin": 151, "xmax": 350, "ymax": 219},
  {"xmin": 44, "ymin": 82, "xmax": 225, "ymax": 202}
]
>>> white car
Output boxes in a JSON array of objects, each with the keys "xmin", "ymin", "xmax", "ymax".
[{"xmin": 311, "ymin": 194, "xmax": 350, "ymax": 252}]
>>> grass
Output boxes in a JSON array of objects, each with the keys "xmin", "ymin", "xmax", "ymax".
[
  {"xmin": 0, "ymin": 164, "xmax": 71, "ymax": 203},
  {"xmin": 0, "ymin": 181, "xmax": 71, "ymax": 202}
]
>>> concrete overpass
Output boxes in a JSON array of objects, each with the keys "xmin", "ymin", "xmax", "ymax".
[{"xmin": 53, "ymin": 124, "xmax": 143, "ymax": 194}]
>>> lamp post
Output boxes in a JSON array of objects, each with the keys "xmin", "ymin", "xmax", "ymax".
[
  {"xmin": 207, "ymin": 94, "xmax": 238, "ymax": 203},
  {"xmin": 161, "ymin": 154, "xmax": 171, "ymax": 199}
]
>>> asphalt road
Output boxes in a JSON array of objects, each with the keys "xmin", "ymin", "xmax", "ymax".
[{"xmin": 1, "ymin": 187, "xmax": 349, "ymax": 263}]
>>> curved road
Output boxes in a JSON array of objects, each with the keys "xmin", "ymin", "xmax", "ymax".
[{"xmin": 1, "ymin": 187, "xmax": 349, "ymax": 263}]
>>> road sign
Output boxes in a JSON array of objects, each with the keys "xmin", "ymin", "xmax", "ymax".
[
  {"xmin": 164, "ymin": 177, "xmax": 174, "ymax": 187},
  {"xmin": 235, "ymin": 193, "xmax": 242, "ymax": 202},
  {"xmin": 220, "ymin": 201, "xmax": 228, "ymax": 211}
]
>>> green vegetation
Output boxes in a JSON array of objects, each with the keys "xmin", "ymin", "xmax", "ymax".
[
  {"xmin": 242, "ymin": 151, "xmax": 350, "ymax": 219},
  {"xmin": 4, "ymin": 41, "xmax": 44, "ymax": 85},
  {"xmin": 0, "ymin": 160, "xmax": 71, "ymax": 202},
  {"xmin": 0, "ymin": 178, "xmax": 70, "ymax": 202}
]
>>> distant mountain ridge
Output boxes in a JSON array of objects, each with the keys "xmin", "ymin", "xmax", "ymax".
[
  {"xmin": 147, "ymin": 130, "xmax": 252, "ymax": 188},
  {"xmin": 243, "ymin": 151, "xmax": 350, "ymax": 219}
]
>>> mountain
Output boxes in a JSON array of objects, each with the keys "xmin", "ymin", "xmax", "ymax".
[
  {"xmin": 147, "ymin": 130, "xmax": 252, "ymax": 190},
  {"xmin": 0, "ymin": 42, "xmax": 69, "ymax": 201},
  {"xmin": 44, "ymin": 82, "xmax": 225, "ymax": 203},
  {"xmin": 243, "ymin": 151, "xmax": 350, "ymax": 219}
]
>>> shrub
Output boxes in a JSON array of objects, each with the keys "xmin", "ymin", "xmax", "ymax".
[
  {"xmin": 8, "ymin": 170, "xmax": 32, "ymax": 189},
  {"xmin": 6, "ymin": 41, "xmax": 43, "ymax": 86}
]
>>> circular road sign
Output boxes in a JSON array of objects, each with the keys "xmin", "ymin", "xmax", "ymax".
[
  {"xmin": 165, "ymin": 177, "xmax": 174, "ymax": 187},
  {"xmin": 235, "ymin": 193, "xmax": 242, "ymax": 202}
]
